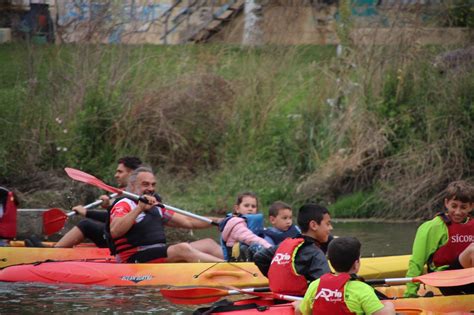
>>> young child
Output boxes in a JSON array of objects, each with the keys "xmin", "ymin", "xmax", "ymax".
[
  {"xmin": 296, "ymin": 237, "xmax": 395, "ymax": 315},
  {"xmin": 263, "ymin": 201, "xmax": 301, "ymax": 246},
  {"xmin": 219, "ymin": 192, "xmax": 272, "ymax": 261},
  {"xmin": 254, "ymin": 203, "xmax": 332, "ymax": 296},
  {"xmin": 404, "ymin": 180, "xmax": 474, "ymax": 297}
]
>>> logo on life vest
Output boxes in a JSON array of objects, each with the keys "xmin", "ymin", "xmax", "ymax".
[
  {"xmin": 314, "ymin": 288, "xmax": 343, "ymax": 302},
  {"xmin": 451, "ymin": 234, "xmax": 474, "ymax": 243},
  {"xmin": 271, "ymin": 252, "xmax": 291, "ymax": 265},
  {"xmin": 121, "ymin": 275, "xmax": 153, "ymax": 283}
]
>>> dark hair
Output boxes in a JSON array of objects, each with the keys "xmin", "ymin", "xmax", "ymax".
[
  {"xmin": 328, "ymin": 237, "xmax": 361, "ymax": 272},
  {"xmin": 297, "ymin": 203, "xmax": 330, "ymax": 233},
  {"xmin": 269, "ymin": 201, "xmax": 292, "ymax": 217},
  {"xmin": 118, "ymin": 156, "xmax": 142, "ymax": 170},
  {"xmin": 445, "ymin": 180, "xmax": 474, "ymax": 203}
]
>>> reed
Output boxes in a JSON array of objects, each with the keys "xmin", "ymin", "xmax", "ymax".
[{"xmin": 0, "ymin": 6, "xmax": 472, "ymax": 218}]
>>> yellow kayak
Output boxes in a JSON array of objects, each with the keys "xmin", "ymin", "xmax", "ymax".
[{"xmin": 0, "ymin": 242, "xmax": 410, "ymax": 287}]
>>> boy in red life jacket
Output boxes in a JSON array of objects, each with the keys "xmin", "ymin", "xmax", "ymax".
[
  {"xmin": 254, "ymin": 203, "xmax": 333, "ymax": 296},
  {"xmin": 404, "ymin": 180, "xmax": 474, "ymax": 297},
  {"xmin": 296, "ymin": 237, "xmax": 395, "ymax": 315}
]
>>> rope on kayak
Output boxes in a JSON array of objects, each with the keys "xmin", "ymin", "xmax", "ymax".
[
  {"xmin": 0, "ymin": 257, "xmax": 115, "ymax": 269},
  {"xmin": 192, "ymin": 262, "xmax": 260, "ymax": 279}
]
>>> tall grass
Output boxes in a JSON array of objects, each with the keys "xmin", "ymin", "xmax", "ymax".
[{"xmin": 0, "ymin": 25, "xmax": 472, "ymax": 218}]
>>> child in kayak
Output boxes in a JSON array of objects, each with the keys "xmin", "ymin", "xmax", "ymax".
[
  {"xmin": 219, "ymin": 192, "xmax": 272, "ymax": 261},
  {"xmin": 404, "ymin": 180, "xmax": 474, "ymax": 297},
  {"xmin": 263, "ymin": 201, "xmax": 301, "ymax": 246},
  {"xmin": 254, "ymin": 203, "xmax": 332, "ymax": 296},
  {"xmin": 296, "ymin": 236, "xmax": 395, "ymax": 315}
]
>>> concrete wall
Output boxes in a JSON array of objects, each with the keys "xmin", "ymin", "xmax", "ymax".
[
  {"xmin": 17, "ymin": 209, "xmax": 83, "ymax": 241},
  {"xmin": 211, "ymin": 4, "xmax": 471, "ymax": 46},
  {"xmin": 4, "ymin": 1, "xmax": 471, "ymax": 46}
]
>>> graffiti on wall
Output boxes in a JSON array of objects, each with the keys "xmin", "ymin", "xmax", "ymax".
[
  {"xmin": 56, "ymin": 1, "xmax": 233, "ymax": 44},
  {"xmin": 57, "ymin": 1, "xmax": 178, "ymax": 43}
]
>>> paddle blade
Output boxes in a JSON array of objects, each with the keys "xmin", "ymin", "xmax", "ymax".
[
  {"xmin": 160, "ymin": 287, "xmax": 272, "ymax": 305},
  {"xmin": 160, "ymin": 287, "xmax": 227, "ymax": 305},
  {"xmin": 65, "ymin": 168, "xmax": 122, "ymax": 194},
  {"xmin": 43, "ymin": 208, "xmax": 67, "ymax": 235},
  {"xmin": 416, "ymin": 268, "xmax": 474, "ymax": 287},
  {"xmin": 163, "ymin": 295, "xmax": 222, "ymax": 305}
]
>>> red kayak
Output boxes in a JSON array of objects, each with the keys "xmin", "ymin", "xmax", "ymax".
[{"xmin": 192, "ymin": 293, "xmax": 474, "ymax": 315}]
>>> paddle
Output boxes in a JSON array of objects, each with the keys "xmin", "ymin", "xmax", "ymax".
[
  {"xmin": 160, "ymin": 287, "xmax": 273, "ymax": 305},
  {"xmin": 42, "ymin": 193, "xmax": 118, "ymax": 235},
  {"xmin": 160, "ymin": 268, "xmax": 474, "ymax": 305},
  {"xmin": 366, "ymin": 267, "xmax": 474, "ymax": 287},
  {"xmin": 64, "ymin": 167, "xmax": 218, "ymax": 226}
]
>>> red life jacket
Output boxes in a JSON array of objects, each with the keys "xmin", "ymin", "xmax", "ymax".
[
  {"xmin": 432, "ymin": 214, "xmax": 474, "ymax": 267},
  {"xmin": 268, "ymin": 238, "xmax": 308, "ymax": 296},
  {"xmin": 312, "ymin": 273, "xmax": 355, "ymax": 315},
  {"xmin": 0, "ymin": 190, "xmax": 17, "ymax": 239}
]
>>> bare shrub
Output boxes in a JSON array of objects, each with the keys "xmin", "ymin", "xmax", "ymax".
[
  {"xmin": 125, "ymin": 72, "xmax": 235, "ymax": 173},
  {"xmin": 295, "ymin": 2, "xmax": 473, "ymax": 218},
  {"xmin": 378, "ymin": 124, "xmax": 473, "ymax": 220},
  {"xmin": 297, "ymin": 105, "xmax": 389, "ymax": 203}
]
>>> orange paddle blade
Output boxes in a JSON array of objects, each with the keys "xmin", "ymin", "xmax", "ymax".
[
  {"xmin": 65, "ymin": 168, "xmax": 122, "ymax": 194},
  {"xmin": 43, "ymin": 208, "xmax": 67, "ymax": 235},
  {"xmin": 160, "ymin": 287, "xmax": 271, "ymax": 305},
  {"xmin": 416, "ymin": 268, "xmax": 474, "ymax": 287},
  {"xmin": 160, "ymin": 287, "xmax": 229, "ymax": 305}
]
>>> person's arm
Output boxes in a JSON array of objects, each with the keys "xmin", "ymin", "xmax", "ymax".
[
  {"xmin": 99, "ymin": 194, "xmax": 111, "ymax": 209},
  {"xmin": 357, "ymin": 283, "xmax": 393, "ymax": 315},
  {"xmin": 230, "ymin": 221, "xmax": 272, "ymax": 248},
  {"xmin": 110, "ymin": 206, "xmax": 143, "ymax": 238},
  {"xmin": 253, "ymin": 245, "xmax": 278, "ymax": 276},
  {"xmin": 373, "ymin": 301, "xmax": 395, "ymax": 315},
  {"xmin": 404, "ymin": 217, "xmax": 447, "ymax": 297},
  {"xmin": 298, "ymin": 280, "xmax": 319, "ymax": 315},
  {"xmin": 293, "ymin": 301, "xmax": 302, "ymax": 315},
  {"xmin": 165, "ymin": 211, "xmax": 220, "ymax": 229},
  {"xmin": 110, "ymin": 196, "xmax": 157, "ymax": 238}
]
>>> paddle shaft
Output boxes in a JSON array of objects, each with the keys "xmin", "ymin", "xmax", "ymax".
[
  {"xmin": 367, "ymin": 277, "xmax": 418, "ymax": 286},
  {"xmin": 117, "ymin": 190, "xmax": 217, "ymax": 226},
  {"xmin": 366, "ymin": 268, "xmax": 474, "ymax": 287},
  {"xmin": 65, "ymin": 167, "xmax": 218, "ymax": 226},
  {"xmin": 228, "ymin": 286, "xmax": 301, "ymax": 301},
  {"xmin": 65, "ymin": 193, "xmax": 119, "ymax": 217}
]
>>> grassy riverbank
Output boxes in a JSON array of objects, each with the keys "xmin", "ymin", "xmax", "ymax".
[{"xmin": 0, "ymin": 41, "xmax": 472, "ymax": 219}]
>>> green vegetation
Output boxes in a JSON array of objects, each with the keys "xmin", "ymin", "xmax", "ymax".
[{"xmin": 0, "ymin": 40, "xmax": 472, "ymax": 220}]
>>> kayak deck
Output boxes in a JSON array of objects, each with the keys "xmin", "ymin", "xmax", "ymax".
[
  {"xmin": 0, "ymin": 246, "xmax": 113, "ymax": 268},
  {"xmin": 0, "ymin": 261, "xmax": 268, "ymax": 287}
]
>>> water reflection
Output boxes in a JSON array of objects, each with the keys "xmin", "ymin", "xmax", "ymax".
[
  {"xmin": 331, "ymin": 221, "xmax": 419, "ymax": 257},
  {"xmin": 0, "ymin": 283, "xmax": 193, "ymax": 314}
]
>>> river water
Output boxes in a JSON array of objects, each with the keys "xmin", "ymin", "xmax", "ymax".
[{"xmin": 0, "ymin": 221, "xmax": 419, "ymax": 314}]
